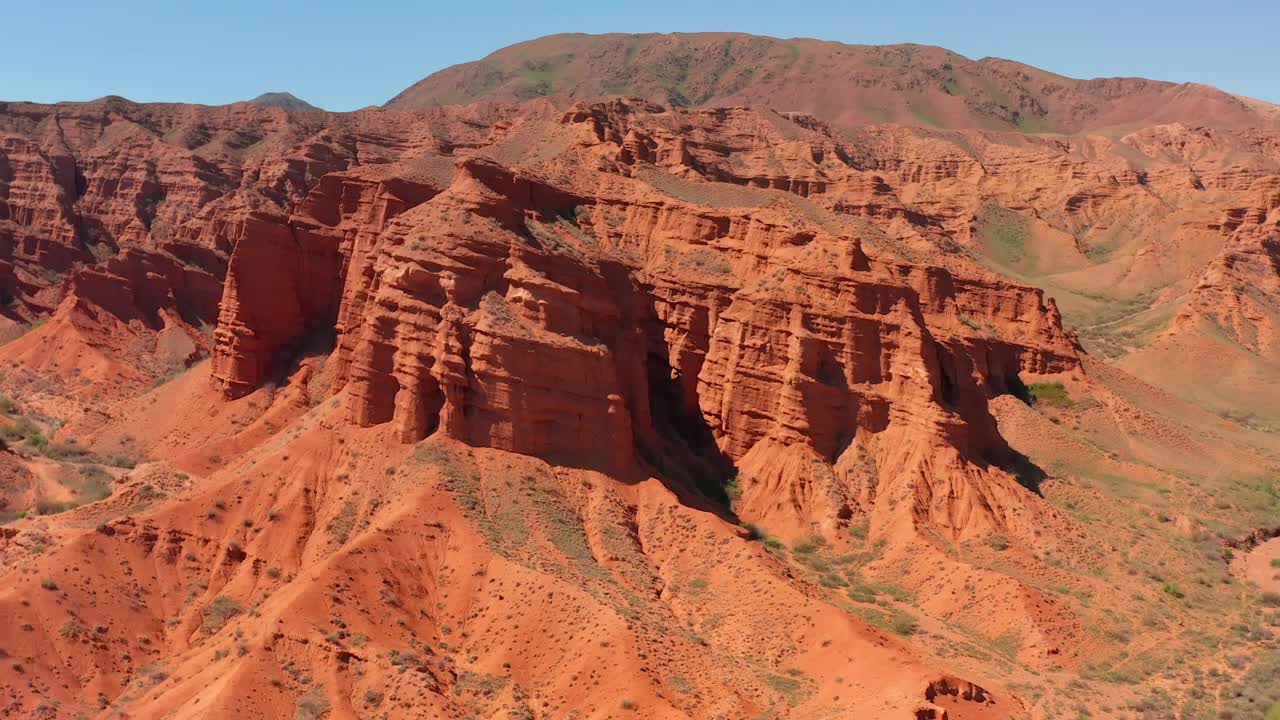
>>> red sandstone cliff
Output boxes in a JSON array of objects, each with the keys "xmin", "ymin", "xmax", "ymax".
[
  {"xmin": 1, "ymin": 65, "xmax": 1279, "ymax": 717},
  {"xmin": 197, "ymin": 101, "xmax": 1083, "ymax": 546}
]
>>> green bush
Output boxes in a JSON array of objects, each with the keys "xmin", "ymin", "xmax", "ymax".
[
  {"xmin": 873, "ymin": 583, "xmax": 915, "ymax": 603},
  {"xmin": 743, "ymin": 523, "xmax": 786, "ymax": 552},
  {"xmin": 848, "ymin": 522, "xmax": 868, "ymax": 541},
  {"xmin": 819, "ymin": 572, "xmax": 848, "ymax": 588},
  {"xmin": 42, "ymin": 442, "xmax": 95, "ymax": 462},
  {"xmin": 853, "ymin": 606, "xmax": 918, "ymax": 636},
  {"xmin": 1027, "ymin": 382, "xmax": 1073, "ymax": 408},
  {"xmin": 0, "ymin": 416, "xmax": 45, "ymax": 446},
  {"xmin": 105, "ymin": 454, "xmax": 136, "ymax": 469},
  {"xmin": 890, "ymin": 609, "xmax": 919, "ymax": 636},
  {"xmin": 793, "ymin": 535, "xmax": 826, "ymax": 555},
  {"xmin": 294, "ymin": 688, "xmax": 329, "ymax": 720},
  {"xmin": 77, "ymin": 466, "xmax": 111, "ymax": 503},
  {"xmin": 35, "ymin": 499, "xmax": 75, "ymax": 515},
  {"xmin": 201, "ymin": 596, "xmax": 241, "ymax": 634}
]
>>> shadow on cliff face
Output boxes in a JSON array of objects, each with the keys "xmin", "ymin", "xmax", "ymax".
[
  {"xmin": 595, "ymin": 257, "xmax": 743, "ymax": 523},
  {"xmin": 637, "ymin": 348, "xmax": 741, "ymax": 520},
  {"xmin": 932, "ymin": 339, "xmax": 1053, "ymax": 497},
  {"xmin": 1006, "ymin": 374, "xmax": 1033, "ymax": 406},
  {"xmin": 997, "ymin": 375, "xmax": 1048, "ymax": 495},
  {"xmin": 272, "ymin": 327, "xmax": 338, "ymax": 395},
  {"xmin": 1000, "ymin": 449, "xmax": 1047, "ymax": 496}
]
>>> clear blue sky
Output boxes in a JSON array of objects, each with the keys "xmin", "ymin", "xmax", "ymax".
[{"xmin": 6, "ymin": 0, "xmax": 1277, "ymax": 110}]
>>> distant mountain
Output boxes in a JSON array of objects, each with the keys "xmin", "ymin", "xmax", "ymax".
[
  {"xmin": 386, "ymin": 32, "xmax": 1280, "ymax": 133},
  {"xmin": 246, "ymin": 91, "xmax": 322, "ymax": 112}
]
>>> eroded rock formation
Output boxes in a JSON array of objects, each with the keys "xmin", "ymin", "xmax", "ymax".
[
  {"xmin": 4, "ymin": 38, "xmax": 1280, "ymax": 720},
  {"xmin": 208, "ymin": 103, "xmax": 1082, "ymax": 542}
]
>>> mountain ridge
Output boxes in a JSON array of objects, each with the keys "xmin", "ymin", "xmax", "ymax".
[
  {"xmin": 386, "ymin": 32, "xmax": 1280, "ymax": 133},
  {"xmin": 246, "ymin": 91, "xmax": 323, "ymax": 111}
]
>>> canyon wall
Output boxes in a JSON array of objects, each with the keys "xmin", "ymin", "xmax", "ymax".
[{"xmin": 4, "ymin": 95, "xmax": 1277, "ymax": 537}]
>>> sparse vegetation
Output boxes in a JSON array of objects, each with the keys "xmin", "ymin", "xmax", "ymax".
[
  {"xmin": 975, "ymin": 203, "xmax": 1029, "ymax": 267},
  {"xmin": 294, "ymin": 688, "xmax": 329, "ymax": 720},
  {"xmin": 990, "ymin": 630, "xmax": 1022, "ymax": 660},
  {"xmin": 150, "ymin": 360, "xmax": 192, "ymax": 388},
  {"xmin": 763, "ymin": 670, "xmax": 812, "ymax": 706},
  {"xmin": 854, "ymin": 605, "xmax": 919, "ymax": 636},
  {"xmin": 0, "ymin": 415, "xmax": 47, "ymax": 448},
  {"xmin": 743, "ymin": 522, "xmax": 786, "ymax": 552},
  {"xmin": 326, "ymin": 500, "xmax": 357, "ymax": 544},
  {"xmin": 456, "ymin": 671, "xmax": 508, "ymax": 696},
  {"xmin": 1027, "ymin": 381, "xmax": 1073, "ymax": 408},
  {"xmin": 59, "ymin": 618, "xmax": 88, "ymax": 639},
  {"xmin": 793, "ymin": 535, "xmax": 827, "ymax": 555},
  {"xmin": 201, "ymin": 596, "xmax": 242, "ymax": 634},
  {"xmin": 661, "ymin": 245, "xmax": 732, "ymax": 276}
]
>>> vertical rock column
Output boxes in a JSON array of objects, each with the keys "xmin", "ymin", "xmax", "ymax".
[
  {"xmin": 428, "ymin": 281, "xmax": 471, "ymax": 442},
  {"xmin": 391, "ymin": 336, "xmax": 442, "ymax": 443},
  {"xmin": 348, "ymin": 315, "xmax": 401, "ymax": 427}
]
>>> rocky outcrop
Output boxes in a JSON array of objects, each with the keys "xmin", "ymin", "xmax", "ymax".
[
  {"xmin": 210, "ymin": 168, "xmax": 447, "ymax": 397},
  {"xmin": 68, "ymin": 246, "xmax": 224, "ymax": 328},
  {"xmin": 4, "ymin": 92, "xmax": 1278, "ymax": 537},
  {"xmin": 915, "ymin": 676, "xmax": 1002, "ymax": 720},
  {"xmin": 1168, "ymin": 175, "xmax": 1280, "ymax": 352},
  {"xmin": 209, "ymin": 131, "xmax": 1080, "ymax": 540},
  {"xmin": 0, "ymin": 98, "xmax": 501, "ymax": 389}
]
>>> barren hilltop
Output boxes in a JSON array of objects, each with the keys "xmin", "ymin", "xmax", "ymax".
[{"xmin": 388, "ymin": 32, "xmax": 1280, "ymax": 133}]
